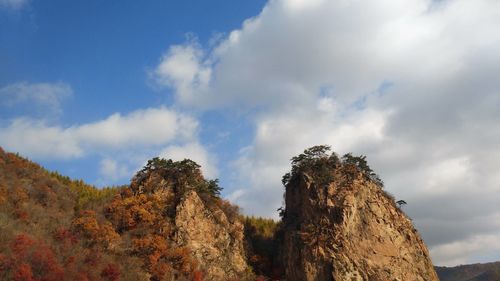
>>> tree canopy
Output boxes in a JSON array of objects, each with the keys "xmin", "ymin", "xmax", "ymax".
[
  {"xmin": 341, "ymin": 153, "xmax": 384, "ymax": 187},
  {"xmin": 282, "ymin": 145, "xmax": 383, "ymax": 188},
  {"xmin": 130, "ymin": 157, "xmax": 222, "ymax": 197},
  {"xmin": 282, "ymin": 145, "xmax": 340, "ymax": 187}
]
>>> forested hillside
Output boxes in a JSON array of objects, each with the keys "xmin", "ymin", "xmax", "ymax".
[
  {"xmin": 0, "ymin": 147, "xmax": 251, "ymax": 281},
  {"xmin": 2, "ymin": 145, "xmax": 493, "ymax": 281}
]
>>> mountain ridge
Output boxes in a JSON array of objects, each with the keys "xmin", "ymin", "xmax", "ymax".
[
  {"xmin": 435, "ymin": 261, "xmax": 500, "ymax": 281},
  {"xmin": 2, "ymin": 146, "xmax": 493, "ymax": 280}
]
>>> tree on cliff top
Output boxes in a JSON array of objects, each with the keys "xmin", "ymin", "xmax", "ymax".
[
  {"xmin": 130, "ymin": 157, "xmax": 222, "ymax": 197},
  {"xmin": 282, "ymin": 145, "xmax": 383, "ymax": 188},
  {"xmin": 341, "ymin": 153, "xmax": 384, "ymax": 187}
]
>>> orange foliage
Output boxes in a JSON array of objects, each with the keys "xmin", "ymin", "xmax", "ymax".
[
  {"xmin": 0, "ymin": 253, "xmax": 10, "ymax": 271},
  {"xmin": 105, "ymin": 193, "xmax": 167, "ymax": 233},
  {"xmin": 30, "ymin": 243, "xmax": 64, "ymax": 280},
  {"xmin": 14, "ymin": 208, "xmax": 30, "ymax": 221},
  {"xmin": 71, "ymin": 210, "xmax": 120, "ymax": 248},
  {"xmin": 0, "ymin": 150, "xmax": 222, "ymax": 280},
  {"xmin": 100, "ymin": 263, "xmax": 120, "ymax": 281},
  {"xmin": 0, "ymin": 184, "xmax": 6, "ymax": 204},
  {"xmin": 84, "ymin": 250, "xmax": 102, "ymax": 267},
  {"xmin": 131, "ymin": 234, "xmax": 197, "ymax": 280},
  {"xmin": 53, "ymin": 227, "xmax": 79, "ymax": 246},
  {"xmin": 11, "ymin": 234, "xmax": 35, "ymax": 258},
  {"xmin": 193, "ymin": 270, "xmax": 203, "ymax": 281},
  {"xmin": 11, "ymin": 186, "xmax": 29, "ymax": 206},
  {"xmin": 14, "ymin": 263, "xmax": 33, "ymax": 281},
  {"xmin": 0, "ymin": 150, "xmax": 145, "ymax": 280},
  {"xmin": 4, "ymin": 234, "xmax": 66, "ymax": 281}
]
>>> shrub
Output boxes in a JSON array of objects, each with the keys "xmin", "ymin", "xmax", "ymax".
[
  {"xmin": 283, "ymin": 145, "xmax": 340, "ymax": 188},
  {"xmin": 130, "ymin": 157, "xmax": 222, "ymax": 198},
  {"xmin": 101, "ymin": 264, "xmax": 120, "ymax": 281}
]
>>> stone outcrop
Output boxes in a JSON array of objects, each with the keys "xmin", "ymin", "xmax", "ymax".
[
  {"xmin": 175, "ymin": 190, "xmax": 249, "ymax": 280},
  {"xmin": 129, "ymin": 158, "xmax": 250, "ymax": 280},
  {"xmin": 282, "ymin": 164, "xmax": 439, "ymax": 281}
]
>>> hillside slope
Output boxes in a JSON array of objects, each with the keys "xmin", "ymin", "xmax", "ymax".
[
  {"xmin": 0, "ymin": 147, "xmax": 144, "ymax": 280},
  {"xmin": 5, "ymin": 145, "xmax": 489, "ymax": 281},
  {"xmin": 436, "ymin": 262, "xmax": 500, "ymax": 281},
  {"xmin": 0, "ymin": 148, "xmax": 250, "ymax": 280}
]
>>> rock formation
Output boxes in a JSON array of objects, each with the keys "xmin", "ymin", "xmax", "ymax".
[
  {"xmin": 281, "ymin": 146, "xmax": 439, "ymax": 281},
  {"xmin": 0, "ymin": 146, "xmax": 441, "ymax": 281},
  {"xmin": 175, "ymin": 190, "xmax": 249, "ymax": 280},
  {"xmin": 110, "ymin": 157, "xmax": 251, "ymax": 280}
]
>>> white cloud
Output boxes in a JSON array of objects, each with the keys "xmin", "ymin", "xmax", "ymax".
[
  {"xmin": 99, "ymin": 158, "xmax": 130, "ymax": 183},
  {"xmin": 0, "ymin": 0, "xmax": 28, "ymax": 10},
  {"xmin": 74, "ymin": 107, "xmax": 197, "ymax": 148},
  {"xmin": 155, "ymin": 0, "xmax": 467, "ymax": 109},
  {"xmin": 160, "ymin": 142, "xmax": 218, "ymax": 179},
  {"xmin": 0, "ymin": 82, "xmax": 72, "ymax": 116},
  {"xmin": 0, "ymin": 118, "xmax": 82, "ymax": 159},
  {"xmin": 231, "ymin": 105, "xmax": 389, "ymax": 217},
  {"xmin": 156, "ymin": 0, "xmax": 500, "ymax": 265},
  {"xmin": 431, "ymin": 232, "xmax": 500, "ymax": 266},
  {"xmin": 0, "ymin": 103, "xmax": 217, "ymax": 186},
  {"xmin": 0, "ymin": 107, "xmax": 198, "ymax": 159},
  {"xmin": 151, "ymin": 42, "xmax": 211, "ymax": 106},
  {"xmin": 284, "ymin": 0, "xmax": 325, "ymax": 12}
]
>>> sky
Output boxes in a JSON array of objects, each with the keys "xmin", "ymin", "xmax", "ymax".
[{"xmin": 1, "ymin": 0, "xmax": 499, "ymax": 266}]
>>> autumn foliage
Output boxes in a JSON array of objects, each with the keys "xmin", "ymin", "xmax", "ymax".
[
  {"xmin": 244, "ymin": 217, "xmax": 284, "ymax": 280},
  {"xmin": 0, "ymin": 147, "xmax": 265, "ymax": 280},
  {"xmin": 1, "ymin": 234, "xmax": 63, "ymax": 281},
  {"xmin": 104, "ymin": 168, "xmax": 200, "ymax": 280},
  {"xmin": 0, "ymin": 148, "xmax": 134, "ymax": 280}
]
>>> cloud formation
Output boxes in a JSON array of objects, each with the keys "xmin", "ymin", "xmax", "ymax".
[
  {"xmin": 0, "ymin": 0, "xmax": 28, "ymax": 10},
  {"xmin": 155, "ymin": 0, "xmax": 500, "ymax": 265},
  {"xmin": 0, "ymin": 107, "xmax": 197, "ymax": 159},
  {"xmin": 0, "ymin": 82, "xmax": 72, "ymax": 117},
  {"xmin": 99, "ymin": 158, "xmax": 130, "ymax": 183},
  {"xmin": 0, "ymin": 105, "xmax": 216, "ymax": 185},
  {"xmin": 151, "ymin": 42, "xmax": 211, "ymax": 106}
]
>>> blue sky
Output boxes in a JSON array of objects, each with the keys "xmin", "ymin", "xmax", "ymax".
[
  {"xmin": 2, "ymin": 0, "xmax": 500, "ymax": 266},
  {"xmin": 0, "ymin": 0, "xmax": 265, "ymax": 186}
]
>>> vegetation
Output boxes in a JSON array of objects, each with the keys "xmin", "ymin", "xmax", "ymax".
[
  {"xmin": 0, "ymin": 149, "xmax": 224, "ymax": 280},
  {"xmin": 0, "ymin": 145, "xmax": 398, "ymax": 281},
  {"xmin": 282, "ymin": 145, "xmax": 384, "ymax": 189},
  {"xmin": 435, "ymin": 261, "xmax": 500, "ymax": 281},
  {"xmin": 341, "ymin": 153, "xmax": 384, "ymax": 186},
  {"xmin": 243, "ymin": 216, "xmax": 283, "ymax": 280},
  {"xmin": 131, "ymin": 157, "xmax": 222, "ymax": 197},
  {"xmin": 0, "ymin": 147, "xmax": 144, "ymax": 280},
  {"xmin": 48, "ymin": 171, "xmax": 123, "ymax": 210},
  {"xmin": 396, "ymin": 200, "xmax": 407, "ymax": 207},
  {"xmin": 282, "ymin": 145, "xmax": 340, "ymax": 187}
]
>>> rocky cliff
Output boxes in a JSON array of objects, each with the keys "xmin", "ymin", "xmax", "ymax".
[
  {"xmin": 0, "ymin": 146, "xmax": 442, "ymax": 281},
  {"xmin": 125, "ymin": 157, "xmax": 251, "ymax": 280},
  {"xmin": 175, "ymin": 190, "xmax": 249, "ymax": 280},
  {"xmin": 281, "ymin": 146, "xmax": 439, "ymax": 281}
]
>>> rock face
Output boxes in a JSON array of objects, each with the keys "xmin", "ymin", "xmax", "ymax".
[
  {"xmin": 128, "ymin": 158, "xmax": 250, "ymax": 280},
  {"xmin": 282, "ymin": 165, "xmax": 439, "ymax": 281},
  {"xmin": 175, "ymin": 190, "xmax": 249, "ymax": 280}
]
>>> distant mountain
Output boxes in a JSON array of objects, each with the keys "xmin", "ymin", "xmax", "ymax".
[{"xmin": 436, "ymin": 261, "xmax": 500, "ymax": 281}]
